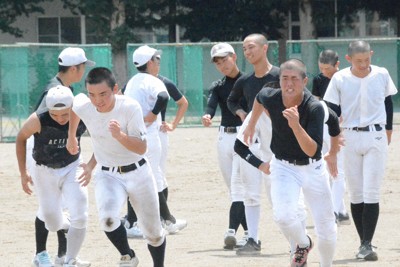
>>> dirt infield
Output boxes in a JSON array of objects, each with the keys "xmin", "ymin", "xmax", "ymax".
[{"xmin": 1, "ymin": 126, "xmax": 399, "ymax": 266}]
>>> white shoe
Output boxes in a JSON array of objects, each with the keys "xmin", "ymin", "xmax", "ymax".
[
  {"xmin": 236, "ymin": 230, "xmax": 249, "ymax": 247},
  {"xmin": 223, "ymin": 229, "xmax": 237, "ymax": 250},
  {"xmin": 164, "ymin": 219, "xmax": 187, "ymax": 234},
  {"xmin": 126, "ymin": 222, "xmax": 143, "ymax": 238},
  {"xmin": 119, "ymin": 254, "xmax": 139, "ymax": 267},
  {"xmin": 54, "ymin": 256, "xmax": 91, "ymax": 267},
  {"xmin": 32, "ymin": 251, "xmax": 53, "ymax": 267}
]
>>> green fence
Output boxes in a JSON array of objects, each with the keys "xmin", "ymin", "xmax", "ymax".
[
  {"xmin": 126, "ymin": 42, "xmax": 280, "ymax": 124},
  {"xmin": 3, "ymin": 39, "xmax": 400, "ymax": 142},
  {"xmin": 0, "ymin": 43, "xmax": 112, "ymax": 142},
  {"xmin": 286, "ymin": 38, "xmax": 400, "ymax": 108}
]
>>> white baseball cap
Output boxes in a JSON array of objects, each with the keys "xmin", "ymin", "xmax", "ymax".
[
  {"xmin": 210, "ymin": 43, "xmax": 235, "ymax": 60},
  {"xmin": 46, "ymin": 85, "xmax": 74, "ymax": 110},
  {"xmin": 132, "ymin": 45, "xmax": 162, "ymax": 67},
  {"xmin": 58, "ymin": 47, "xmax": 96, "ymax": 67}
]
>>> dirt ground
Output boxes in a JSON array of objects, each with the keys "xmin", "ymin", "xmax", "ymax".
[{"xmin": 1, "ymin": 126, "xmax": 399, "ymax": 266}]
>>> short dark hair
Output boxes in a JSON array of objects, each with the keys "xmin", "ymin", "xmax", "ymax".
[
  {"xmin": 280, "ymin": 58, "xmax": 307, "ymax": 79},
  {"xmin": 58, "ymin": 63, "xmax": 84, "ymax": 73},
  {"xmin": 85, "ymin": 67, "xmax": 116, "ymax": 90},
  {"xmin": 319, "ymin": 50, "xmax": 339, "ymax": 66},
  {"xmin": 348, "ymin": 40, "xmax": 371, "ymax": 56}
]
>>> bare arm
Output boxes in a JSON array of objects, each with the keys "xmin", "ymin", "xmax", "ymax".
[
  {"xmin": 15, "ymin": 113, "xmax": 40, "ymax": 195},
  {"xmin": 66, "ymin": 109, "xmax": 81, "ymax": 155}
]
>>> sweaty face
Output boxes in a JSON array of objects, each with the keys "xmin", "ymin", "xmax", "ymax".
[
  {"xmin": 280, "ymin": 69, "xmax": 308, "ymax": 102},
  {"xmin": 347, "ymin": 51, "xmax": 372, "ymax": 77},
  {"xmin": 86, "ymin": 81, "xmax": 116, "ymax": 113},
  {"xmin": 242, "ymin": 38, "xmax": 266, "ymax": 65},
  {"xmin": 318, "ymin": 62, "xmax": 338, "ymax": 79},
  {"xmin": 49, "ymin": 108, "xmax": 70, "ymax": 125},
  {"xmin": 213, "ymin": 55, "xmax": 237, "ymax": 77}
]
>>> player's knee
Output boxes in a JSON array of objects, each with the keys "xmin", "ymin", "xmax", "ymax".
[
  {"xmin": 273, "ymin": 208, "xmax": 296, "ymax": 227},
  {"xmin": 41, "ymin": 212, "xmax": 63, "ymax": 231},
  {"xmin": 146, "ymin": 234, "xmax": 165, "ymax": 247},
  {"xmin": 315, "ymin": 220, "xmax": 337, "ymax": 241},
  {"xmin": 99, "ymin": 216, "xmax": 120, "ymax": 232},
  {"xmin": 244, "ymin": 192, "xmax": 261, "ymax": 206},
  {"xmin": 70, "ymin": 212, "xmax": 88, "ymax": 229},
  {"xmin": 364, "ymin": 191, "xmax": 380, "ymax": 203}
]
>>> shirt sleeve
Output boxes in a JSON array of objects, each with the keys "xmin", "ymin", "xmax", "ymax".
[
  {"xmin": 204, "ymin": 82, "xmax": 219, "ymax": 118},
  {"xmin": 227, "ymin": 78, "xmax": 244, "ymax": 115},
  {"xmin": 323, "ymin": 76, "xmax": 340, "ymax": 105}
]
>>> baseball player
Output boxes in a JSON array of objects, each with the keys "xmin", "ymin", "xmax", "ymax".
[
  {"xmin": 312, "ymin": 49, "xmax": 350, "ymax": 225},
  {"xmin": 244, "ymin": 59, "xmax": 340, "ymax": 267},
  {"xmin": 67, "ymin": 67, "xmax": 166, "ymax": 267},
  {"xmin": 25, "ymin": 47, "xmax": 94, "ymax": 267},
  {"xmin": 16, "ymin": 86, "xmax": 93, "ymax": 267},
  {"xmin": 324, "ymin": 40, "xmax": 397, "ymax": 261},
  {"xmin": 227, "ymin": 33, "xmax": 280, "ymax": 255},
  {"xmin": 202, "ymin": 42, "xmax": 247, "ymax": 249},
  {"xmin": 124, "ymin": 45, "xmax": 186, "ymax": 235},
  {"xmin": 122, "ymin": 73, "xmax": 189, "ymax": 238}
]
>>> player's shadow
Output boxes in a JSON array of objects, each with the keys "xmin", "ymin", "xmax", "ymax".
[
  {"xmin": 333, "ymin": 258, "xmax": 365, "ymax": 265},
  {"xmin": 187, "ymin": 248, "xmax": 287, "ymax": 259}
]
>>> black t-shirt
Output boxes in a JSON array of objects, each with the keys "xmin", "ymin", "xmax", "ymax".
[
  {"xmin": 205, "ymin": 72, "xmax": 243, "ymax": 127},
  {"xmin": 256, "ymin": 87, "xmax": 324, "ymax": 160},
  {"xmin": 33, "ymin": 111, "xmax": 86, "ymax": 168},
  {"xmin": 312, "ymin": 73, "xmax": 331, "ymax": 99},
  {"xmin": 158, "ymin": 75, "xmax": 184, "ymax": 121},
  {"xmin": 227, "ymin": 66, "xmax": 280, "ymax": 114}
]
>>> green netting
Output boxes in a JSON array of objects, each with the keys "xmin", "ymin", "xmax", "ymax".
[
  {"xmin": 0, "ymin": 44, "xmax": 112, "ymax": 142},
  {"xmin": 126, "ymin": 41, "xmax": 279, "ymax": 124},
  {"xmin": 286, "ymin": 38, "xmax": 400, "ymax": 109}
]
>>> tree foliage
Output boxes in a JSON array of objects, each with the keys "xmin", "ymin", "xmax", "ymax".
[{"xmin": 0, "ymin": 0, "xmax": 49, "ymax": 37}]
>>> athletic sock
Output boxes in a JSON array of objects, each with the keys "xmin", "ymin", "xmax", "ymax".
[
  {"xmin": 351, "ymin": 202, "xmax": 364, "ymax": 242},
  {"xmin": 57, "ymin": 229, "xmax": 67, "ymax": 257},
  {"xmin": 65, "ymin": 227, "xmax": 86, "ymax": 262},
  {"xmin": 162, "ymin": 187, "xmax": 169, "ymax": 201},
  {"xmin": 148, "ymin": 238, "xmax": 166, "ymax": 267},
  {"xmin": 362, "ymin": 203, "xmax": 379, "ymax": 243},
  {"xmin": 35, "ymin": 217, "xmax": 49, "ymax": 254},
  {"xmin": 126, "ymin": 199, "xmax": 138, "ymax": 227},
  {"xmin": 158, "ymin": 192, "xmax": 175, "ymax": 223},
  {"xmin": 244, "ymin": 205, "xmax": 260, "ymax": 240},
  {"xmin": 229, "ymin": 201, "xmax": 246, "ymax": 231},
  {"xmin": 105, "ymin": 223, "xmax": 134, "ymax": 257}
]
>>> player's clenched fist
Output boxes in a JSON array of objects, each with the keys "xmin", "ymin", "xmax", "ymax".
[
  {"xmin": 201, "ymin": 114, "xmax": 212, "ymax": 127},
  {"xmin": 109, "ymin": 119, "xmax": 123, "ymax": 139},
  {"xmin": 66, "ymin": 136, "xmax": 79, "ymax": 155}
]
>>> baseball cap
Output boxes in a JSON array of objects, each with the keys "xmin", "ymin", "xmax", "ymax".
[
  {"xmin": 46, "ymin": 85, "xmax": 74, "ymax": 110},
  {"xmin": 58, "ymin": 47, "xmax": 96, "ymax": 67},
  {"xmin": 210, "ymin": 43, "xmax": 235, "ymax": 60},
  {"xmin": 132, "ymin": 45, "xmax": 162, "ymax": 67}
]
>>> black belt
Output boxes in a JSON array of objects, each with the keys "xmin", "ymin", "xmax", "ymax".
[
  {"xmin": 102, "ymin": 158, "xmax": 146, "ymax": 174},
  {"xmin": 275, "ymin": 155, "xmax": 321, "ymax": 166},
  {"xmin": 348, "ymin": 124, "xmax": 382, "ymax": 132},
  {"xmin": 220, "ymin": 126, "xmax": 238, "ymax": 133}
]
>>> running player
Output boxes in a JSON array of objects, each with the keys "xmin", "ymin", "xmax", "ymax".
[
  {"xmin": 67, "ymin": 67, "xmax": 166, "ymax": 267},
  {"xmin": 227, "ymin": 33, "xmax": 280, "ymax": 255},
  {"xmin": 324, "ymin": 40, "xmax": 397, "ymax": 261},
  {"xmin": 26, "ymin": 47, "xmax": 94, "ymax": 267},
  {"xmin": 124, "ymin": 45, "xmax": 187, "ymax": 235},
  {"xmin": 312, "ymin": 49, "xmax": 350, "ymax": 225},
  {"xmin": 244, "ymin": 59, "xmax": 340, "ymax": 267},
  {"xmin": 202, "ymin": 42, "xmax": 247, "ymax": 249},
  {"xmin": 16, "ymin": 86, "xmax": 93, "ymax": 267}
]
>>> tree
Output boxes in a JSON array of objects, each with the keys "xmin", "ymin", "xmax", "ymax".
[{"xmin": 0, "ymin": 0, "xmax": 49, "ymax": 37}]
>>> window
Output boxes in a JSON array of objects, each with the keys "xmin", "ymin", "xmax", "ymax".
[{"xmin": 38, "ymin": 17, "xmax": 82, "ymax": 43}]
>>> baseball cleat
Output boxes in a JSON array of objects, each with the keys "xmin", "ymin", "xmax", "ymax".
[
  {"xmin": 223, "ymin": 229, "xmax": 237, "ymax": 250},
  {"xmin": 163, "ymin": 219, "xmax": 187, "ymax": 234},
  {"xmin": 32, "ymin": 251, "xmax": 53, "ymax": 267},
  {"xmin": 291, "ymin": 235, "xmax": 313, "ymax": 267},
  {"xmin": 236, "ymin": 237, "xmax": 261, "ymax": 255},
  {"xmin": 236, "ymin": 230, "xmax": 249, "ymax": 248},
  {"xmin": 54, "ymin": 256, "xmax": 91, "ymax": 267},
  {"xmin": 335, "ymin": 212, "xmax": 351, "ymax": 225},
  {"xmin": 126, "ymin": 222, "xmax": 143, "ymax": 238},
  {"xmin": 119, "ymin": 254, "xmax": 139, "ymax": 267},
  {"xmin": 356, "ymin": 241, "xmax": 378, "ymax": 261}
]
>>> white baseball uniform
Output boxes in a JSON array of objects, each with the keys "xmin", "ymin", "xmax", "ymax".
[
  {"xmin": 124, "ymin": 72, "xmax": 170, "ymax": 192},
  {"xmin": 72, "ymin": 93, "xmax": 165, "ymax": 247}
]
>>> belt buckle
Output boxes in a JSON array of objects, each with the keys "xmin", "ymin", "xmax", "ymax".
[{"xmin": 118, "ymin": 166, "xmax": 124, "ymax": 174}]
